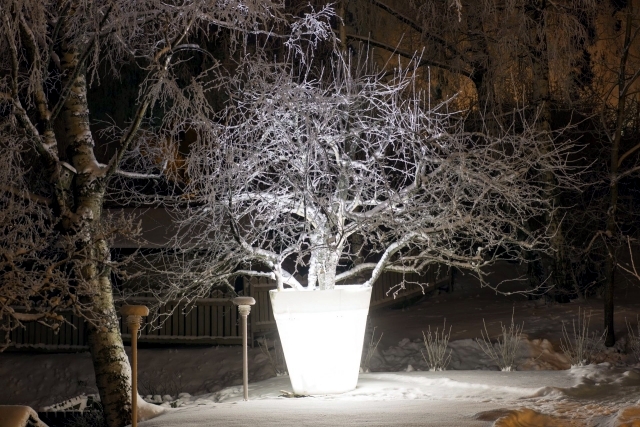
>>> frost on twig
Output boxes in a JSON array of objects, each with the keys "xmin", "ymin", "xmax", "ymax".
[
  {"xmin": 421, "ymin": 320, "xmax": 452, "ymax": 371},
  {"xmin": 172, "ymin": 41, "xmax": 580, "ymax": 304},
  {"xmin": 477, "ymin": 309, "xmax": 523, "ymax": 371},
  {"xmin": 560, "ymin": 308, "xmax": 605, "ymax": 367}
]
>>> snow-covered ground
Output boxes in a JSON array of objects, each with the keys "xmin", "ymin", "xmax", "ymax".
[
  {"xmin": 2, "ymin": 262, "xmax": 640, "ymax": 426},
  {"xmin": 139, "ymin": 366, "xmax": 640, "ymax": 427}
]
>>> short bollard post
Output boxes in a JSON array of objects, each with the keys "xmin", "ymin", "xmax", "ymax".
[
  {"xmin": 232, "ymin": 297, "xmax": 256, "ymax": 401},
  {"xmin": 121, "ymin": 305, "xmax": 149, "ymax": 427}
]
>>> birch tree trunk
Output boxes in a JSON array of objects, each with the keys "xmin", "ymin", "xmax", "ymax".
[
  {"xmin": 60, "ymin": 44, "xmax": 132, "ymax": 426},
  {"xmin": 2, "ymin": 2, "xmax": 335, "ymax": 426}
]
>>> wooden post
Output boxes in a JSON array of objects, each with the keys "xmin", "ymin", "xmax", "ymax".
[
  {"xmin": 121, "ymin": 305, "xmax": 149, "ymax": 427},
  {"xmin": 232, "ymin": 297, "xmax": 256, "ymax": 401}
]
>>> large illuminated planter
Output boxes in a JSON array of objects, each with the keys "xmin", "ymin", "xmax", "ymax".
[{"xmin": 269, "ymin": 285, "xmax": 372, "ymax": 395}]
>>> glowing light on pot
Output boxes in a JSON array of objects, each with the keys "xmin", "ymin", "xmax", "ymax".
[{"xmin": 270, "ymin": 285, "xmax": 372, "ymax": 395}]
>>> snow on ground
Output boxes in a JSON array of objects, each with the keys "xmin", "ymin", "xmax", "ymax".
[
  {"xmin": 2, "ymin": 262, "xmax": 640, "ymax": 426},
  {"xmin": 138, "ymin": 365, "xmax": 640, "ymax": 427}
]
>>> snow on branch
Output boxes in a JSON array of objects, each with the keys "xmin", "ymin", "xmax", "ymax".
[{"xmin": 164, "ymin": 45, "xmax": 579, "ymax": 296}]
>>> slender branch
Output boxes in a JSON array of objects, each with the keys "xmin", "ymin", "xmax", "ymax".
[
  {"xmin": 105, "ymin": 98, "xmax": 152, "ymax": 177},
  {"xmin": 106, "ymin": 14, "xmax": 197, "ymax": 178},
  {"xmin": 362, "ymin": 234, "xmax": 414, "ymax": 287},
  {"xmin": 0, "ymin": 185, "xmax": 52, "ymax": 206},
  {"xmin": 347, "ymin": 33, "xmax": 473, "ymax": 78},
  {"xmin": 50, "ymin": 5, "xmax": 113, "ymax": 123},
  {"xmin": 617, "ymin": 236, "xmax": 640, "ymax": 280},
  {"xmin": 335, "ymin": 262, "xmax": 423, "ymax": 283},
  {"xmin": 114, "ymin": 169, "xmax": 162, "ymax": 180},
  {"xmin": 3, "ymin": 15, "xmax": 19, "ymax": 99},
  {"xmin": 2, "ymin": 15, "xmax": 55, "ymax": 161},
  {"xmin": 229, "ymin": 192, "xmax": 324, "ymax": 229},
  {"xmin": 45, "ymin": 3, "xmax": 70, "ymax": 72},
  {"xmin": 275, "ymin": 269, "xmax": 304, "ymax": 290},
  {"xmin": 368, "ymin": 0, "xmax": 463, "ymax": 59},
  {"xmin": 19, "ymin": 13, "xmax": 51, "ymax": 123},
  {"xmin": 8, "ymin": 311, "xmax": 64, "ymax": 323},
  {"xmin": 234, "ymin": 270, "xmax": 276, "ymax": 280},
  {"xmin": 616, "ymin": 164, "xmax": 640, "ymax": 181},
  {"xmin": 619, "ymin": 65, "xmax": 640, "ymax": 101}
]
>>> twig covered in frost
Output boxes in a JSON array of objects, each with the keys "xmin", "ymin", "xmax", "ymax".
[
  {"xmin": 421, "ymin": 320, "xmax": 452, "ymax": 371},
  {"xmin": 361, "ymin": 326, "xmax": 383, "ymax": 373},
  {"xmin": 560, "ymin": 308, "xmax": 605, "ymax": 367},
  {"xmin": 164, "ymin": 39, "xmax": 582, "ymax": 302},
  {"xmin": 626, "ymin": 316, "xmax": 640, "ymax": 362},
  {"xmin": 477, "ymin": 309, "xmax": 523, "ymax": 371}
]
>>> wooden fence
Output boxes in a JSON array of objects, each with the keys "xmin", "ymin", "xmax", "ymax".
[
  {"xmin": 8, "ymin": 267, "xmax": 450, "ymax": 350},
  {"xmin": 119, "ymin": 297, "xmax": 241, "ymax": 346},
  {"xmin": 9, "ymin": 311, "xmax": 88, "ymax": 350}
]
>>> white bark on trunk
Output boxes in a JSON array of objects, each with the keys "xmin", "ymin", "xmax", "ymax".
[
  {"xmin": 308, "ymin": 233, "xmax": 342, "ymax": 290},
  {"xmin": 316, "ymin": 250, "xmax": 339, "ymax": 290},
  {"xmin": 60, "ymin": 44, "xmax": 132, "ymax": 427},
  {"xmin": 87, "ymin": 273, "xmax": 133, "ymax": 427}
]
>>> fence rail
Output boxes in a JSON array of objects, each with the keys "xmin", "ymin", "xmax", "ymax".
[{"xmin": 8, "ymin": 267, "xmax": 450, "ymax": 349}]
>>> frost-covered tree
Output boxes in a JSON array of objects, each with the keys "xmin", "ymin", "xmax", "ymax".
[
  {"xmin": 151, "ymin": 51, "xmax": 578, "ymax": 302},
  {"xmin": 328, "ymin": 0, "xmax": 598, "ymax": 302},
  {"xmin": 0, "ymin": 1, "xmax": 332, "ymax": 425}
]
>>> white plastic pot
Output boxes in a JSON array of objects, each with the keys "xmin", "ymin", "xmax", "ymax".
[{"xmin": 269, "ymin": 285, "xmax": 372, "ymax": 395}]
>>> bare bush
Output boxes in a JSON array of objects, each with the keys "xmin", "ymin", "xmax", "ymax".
[
  {"xmin": 258, "ymin": 337, "xmax": 288, "ymax": 376},
  {"xmin": 477, "ymin": 310, "xmax": 523, "ymax": 371},
  {"xmin": 138, "ymin": 375, "xmax": 184, "ymax": 400},
  {"xmin": 361, "ymin": 326, "xmax": 383, "ymax": 373},
  {"xmin": 560, "ymin": 308, "xmax": 606, "ymax": 367},
  {"xmin": 421, "ymin": 320, "xmax": 452, "ymax": 371},
  {"xmin": 626, "ymin": 316, "xmax": 640, "ymax": 362}
]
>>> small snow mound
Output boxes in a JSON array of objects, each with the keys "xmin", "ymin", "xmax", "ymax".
[
  {"xmin": 612, "ymin": 405, "xmax": 640, "ymax": 427},
  {"xmin": 0, "ymin": 406, "xmax": 48, "ymax": 427},
  {"xmin": 491, "ymin": 408, "xmax": 577, "ymax": 427},
  {"xmin": 531, "ymin": 364, "xmax": 640, "ymax": 404},
  {"xmin": 517, "ymin": 339, "xmax": 570, "ymax": 371},
  {"xmin": 138, "ymin": 395, "xmax": 167, "ymax": 422}
]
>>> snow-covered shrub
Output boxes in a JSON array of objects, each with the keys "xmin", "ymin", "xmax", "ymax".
[
  {"xmin": 560, "ymin": 308, "xmax": 605, "ymax": 367},
  {"xmin": 361, "ymin": 326, "xmax": 383, "ymax": 373},
  {"xmin": 626, "ymin": 316, "xmax": 640, "ymax": 362},
  {"xmin": 421, "ymin": 321, "xmax": 452, "ymax": 371},
  {"xmin": 477, "ymin": 310, "xmax": 523, "ymax": 371},
  {"xmin": 258, "ymin": 337, "xmax": 288, "ymax": 376}
]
